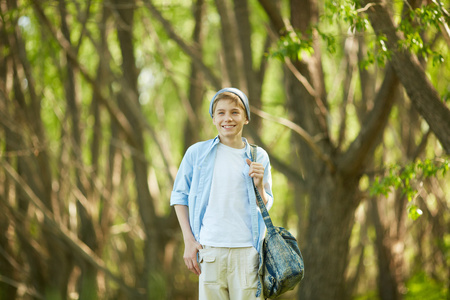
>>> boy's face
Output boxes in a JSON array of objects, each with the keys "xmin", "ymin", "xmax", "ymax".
[{"xmin": 212, "ymin": 99, "xmax": 249, "ymax": 141}]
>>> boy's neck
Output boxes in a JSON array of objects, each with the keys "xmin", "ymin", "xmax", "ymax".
[{"xmin": 219, "ymin": 135, "xmax": 245, "ymax": 149}]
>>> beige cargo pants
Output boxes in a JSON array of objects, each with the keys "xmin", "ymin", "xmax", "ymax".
[{"xmin": 198, "ymin": 246, "xmax": 261, "ymax": 300}]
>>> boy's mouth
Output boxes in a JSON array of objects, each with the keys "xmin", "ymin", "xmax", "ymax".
[{"xmin": 222, "ymin": 125, "xmax": 235, "ymax": 128}]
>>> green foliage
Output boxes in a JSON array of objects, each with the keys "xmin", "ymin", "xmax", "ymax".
[
  {"xmin": 353, "ymin": 290, "xmax": 378, "ymax": 300},
  {"xmin": 79, "ymin": 271, "xmax": 98, "ymax": 300},
  {"xmin": 322, "ymin": 0, "xmax": 447, "ymax": 69},
  {"xmin": 370, "ymin": 158, "xmax": 450, "ymax": 220},
  {"xmin": 323, "ymin": 0, "xmax": 369, "ymax": 32},
  {"xmin": 352, "ymin": 270, "xmax": 450, "ymax": 299},
  {"xmin": 316, "ymin": 27, "xmax": 337, "ymax": 54},
  {"xmin": 322, "ymin": 0, "xmax": 390, "ymax": 69},
  {"xmin": 398, "ymin": 4, "xmax": 447, "ymax": 66},
  {"xmin": 44, "ymin": 288, "xmax": 63, "ymax": 300},
  {"xmin": 320, "ymin": 0, "xmax": 368, "ymax": 57},
  {"xmin": 360, "ymin": 34, "xmax": 392, "ymax": 69},
  {"xmin": 268, "ymin": 29, "xmax": 314, "ymax": 61},
  {"xmin": 148, "ymin": 271, "xmax": 167, "ymax": 299},
  {"xmin": 405, "ymin": 272, "xmax": 448, "ymax": 300},
  {"xmin": 2, "ymin": 0, "xmax": 449, "ymax": 298}
]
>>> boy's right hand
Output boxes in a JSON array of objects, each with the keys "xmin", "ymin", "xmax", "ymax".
[{"xmin": 183, "ymin": 238, "xmax": 203, "ymax": 276}]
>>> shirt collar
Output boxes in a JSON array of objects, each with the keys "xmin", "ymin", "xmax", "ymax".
[
  {"xmin": 213, "ymin": 135, "xmax": 252, "ymax": 159},
  {"xmin": 242, "ymin": 137, "xmax": 252, "ymax": 159}
]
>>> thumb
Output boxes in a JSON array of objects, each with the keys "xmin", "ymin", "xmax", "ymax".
[{"xmin": 246, "ymin": 158, "xmax": 252, "ymax": 166}]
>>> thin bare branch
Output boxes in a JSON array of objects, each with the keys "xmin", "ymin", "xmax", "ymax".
[
  {"xmin": 361, "ymin": 0, "xmax": 450, "ymax": 153},
  {"xmin": 338, "ymin": 64, "xmax": 399, "ymax": 175},
  {"xmin": 31, "ymin": 0, "xmax": 177, "ymax": 185},
  {"xmin": 284, "ymin": 57, "xmax": 318, "ymax": 98},
  {"xmin": 251, "ymin": 105, "xmax": 335, "ymax": 172},
  {"xmin": 246, "ymin": 125, "xmax": 306, "ymax": 189},
  {"xmin": 31, "ymin": 0, "xmax": 138, "ymax": 146},
  {"xmin": 262, "ymin": 6, "xmax": 331, "ymax": 140},
  {"xmin": 0, "ymin": 275, "xmax": 43, "ymax": 299},
  {"xmin": 0, "ymin": 159, "xmax": 143, "ymax": 298},
  {"xmin": 143, "ymin": 0, "xmax": 221, "ymax": 89}
]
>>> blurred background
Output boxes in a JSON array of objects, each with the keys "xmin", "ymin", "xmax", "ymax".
[{"xmin": 0, "ymin": 0, "xmax": 449, "ymax": 299}]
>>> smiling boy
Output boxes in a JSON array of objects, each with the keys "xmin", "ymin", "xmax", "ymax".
[{"xmin": 170, "ymin": 87, "xmax": 274, "ymax": 299}]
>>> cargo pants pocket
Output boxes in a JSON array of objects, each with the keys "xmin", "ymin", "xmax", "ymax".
[{"xmin": 199, "ymin": 249, "xmax": 219, "ymax": 284}]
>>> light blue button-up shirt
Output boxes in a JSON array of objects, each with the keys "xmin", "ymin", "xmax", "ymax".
[{"xmin": 170, "ymin": 136, "xmax": 274, "ymax": 252}]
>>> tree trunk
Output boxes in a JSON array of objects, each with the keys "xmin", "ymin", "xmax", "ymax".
[
  {"xmin": 58, "ymin": 1, "xmax": 99, "ymax": 298},
  {"xmin": 362, "ymin": 0, "xmax": 450, "ymax": 153},
  {"xmin": 112, "ymin": 0, "xmax": 159, "ymax": 298},
  {"xmin": 301, "ymin": 173, "xmax": 361, "ymax": 299},
  {"xmin": 370, "ymin": 196, "xmax": 403, "ymax": 300},
  {"xmin": 184, "ymin": 0, "xmax": 206, "ymax": 149},
  {"xmin": 0, "ymin": 24, "xmax": 18, "ymax": 296},
  {"xmin": 7, "ymin": 1, "xmax": 73, "ymax": 297},
  {"xmin": 215, "ymin": 0, "xmax": 242, "ymax": 87},
  {"xmin": 253, "ymin": 1, "xmax": 403, "ymax": 298},
  {"xmin": 233, "ymin": 0, "xmax": 263, "ymax": 128}
]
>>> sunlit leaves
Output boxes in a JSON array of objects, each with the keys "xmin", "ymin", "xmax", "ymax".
[
  {"xmin": 317, "ymin": 28, "xmax": 337, "ymax": 54},
  {"xmin": 323, "ymin": 0, "xmax": 368, "ymax": 32},
  {"xmin": 360, "ymin": 34, "xmax": 392, "ymax": 69},
  {"xmin": 322, "ymin": 0, "xmax": 388, "ymax": 69},
  {"xmin": 370, "ymin": 158, "xmax": 450, "ymax": 220},
  {"xmin": 269, "ymin": 30, "xmax": 314, "ymax": 61},
  {"xmin": 323, "ymin": 0, "xmax": 447, "ymax": 69},
  {"xmin": 413, "ymin": 5, "xmax": 445, "ymax": 28},
  {"xmin": 405, "ymin": 272, "xmax": 449, "ymax": 299},
  {"xmin": 398, "ymin": 4, "xmax": 447, "ymax": 65},
  {"xmin": 407, "ymin": 204, "xmax": 423, "ymax": 221}
]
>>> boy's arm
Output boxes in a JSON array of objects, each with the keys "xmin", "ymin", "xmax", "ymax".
[{"xmin": 174, "ymin": 204, "xmax": 203, "ymax": 276}]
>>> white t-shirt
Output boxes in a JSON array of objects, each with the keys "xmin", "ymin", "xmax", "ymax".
[{"xmin": 199, "ymin": 143, "xmax": 253, "ymax": 247}]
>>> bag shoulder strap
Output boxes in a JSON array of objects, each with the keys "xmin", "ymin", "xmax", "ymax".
[{"xmin": 250, "ymin": 144, "xmax": 275, "ymax": 234}]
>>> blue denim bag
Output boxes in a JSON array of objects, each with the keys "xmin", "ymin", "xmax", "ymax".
[{"xmin": 251, "ymin": 145, "xmax": 304, "ymax": 299}]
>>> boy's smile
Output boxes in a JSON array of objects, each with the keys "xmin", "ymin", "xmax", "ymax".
[{"xmin": 213, "ymin": 99, "xmax": 249, "ymax": 148}]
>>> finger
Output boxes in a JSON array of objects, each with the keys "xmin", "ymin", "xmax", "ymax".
[
  {"xmin": 188, "ymin": 245, "xmax": 202, "ymax": 275},
  {"xmin": 253, "ymin": 172, "xmax": 263, "ymax": 179},
  {"xmin": 246, "ymin": 158, "xmax": 252, "ymax": 166},
  {"xmin": 252, "ymin": 163, "xmax": 264, "ymax": 170},
  {"xmin": 184, "ymin": 259, "xmax": 192, "ymax": 271},
  {"xmin": 192, "ymin": 260, "xmax": 201, "ymax": 275},
  {"xmin": 185, "ymin": 259, "xmax": 199, "ymax": 275}
]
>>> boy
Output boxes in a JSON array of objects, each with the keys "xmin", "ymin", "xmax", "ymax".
[{"xmin": 170, "ymin": 87, "xmax": 274, "ymax": 299}]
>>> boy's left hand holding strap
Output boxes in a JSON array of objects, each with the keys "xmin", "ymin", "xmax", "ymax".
[{"xmin": 246, "ymin": 159, "xmax": 268, "ymax": 205}]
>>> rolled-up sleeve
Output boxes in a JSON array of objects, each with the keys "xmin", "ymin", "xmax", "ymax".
[
  {"xmin": 170, "ymin": 148, "xmax": 195, "ymax": 206},
  {"xmin": 260, "ymin": 147, "xmax": 274, "ymax": 211}
]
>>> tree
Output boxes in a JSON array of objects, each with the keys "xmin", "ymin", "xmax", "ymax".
[
  {"xmin": 0, "ymin": 0, "xmax": 448, "ymax": 299},
  {"xmin": 361, "ymin": 0, "xmax": 450, "ymax": 153}
]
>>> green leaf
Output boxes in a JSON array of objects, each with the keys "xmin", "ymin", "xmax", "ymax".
[{"xmin": 408, "ymin": 205, "xmax": 423, "ymax": 220}]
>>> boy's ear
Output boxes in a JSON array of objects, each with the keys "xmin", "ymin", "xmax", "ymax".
[{"xmin": 245, "ymin": 119, "xmax": 249, "ymax": 124}]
